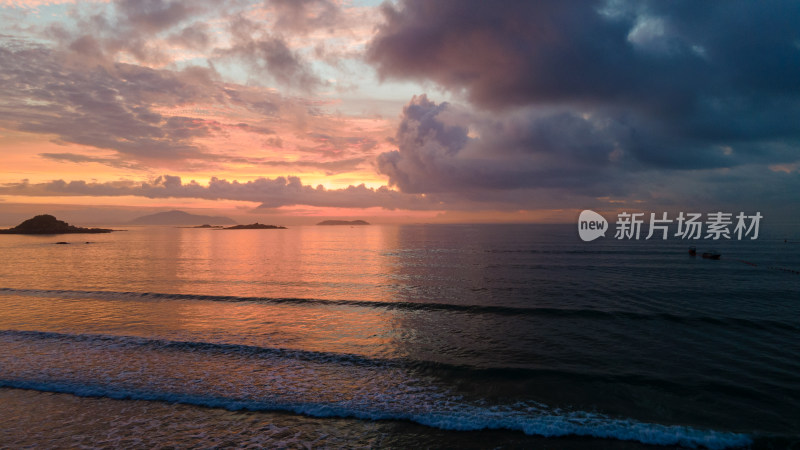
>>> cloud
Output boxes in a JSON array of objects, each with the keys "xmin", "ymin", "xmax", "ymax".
[
  {"xmin": 115, "ymin": 0, "xmax": 199, "ymax": 34},
  {"xmin": 44, "ymin": 2, "xmax": 190, "ymax": 67},
  {"xmin": 367, "ymin": 1, "xmax": 800, "ymax": 212},
  {"xmin": 39, "ymin": 152, "xmax": 147, "ymax": 170},
  {"xmin": 366, "ymin": 0, "xmax": 800, "ymax": 155},
  {"xmin": 167, "ymin": 22, "xmax": 213, "ymax": 51},
  {"xmin": 26, "ymin": 0, "xmax": 336, "ymax": 88},
  {"xmin": 0, "ymin": 0, "xmax": 102, "ymax": 8},
  {"xmin": 367, "ymin": 0, "xmax": 800, "ymax": 114},
  {"xmin": 216, "ymin": 14, "xmax": 324, "ymax": 91},
  {"xmin": 267, "ymin": 0, "xmax": 341, "ymax": 35},
  {"xmin": 3, "ymin": 0, "xmax": 798, "ymax": 218},
  {"xmin": 0, "ymin": 175, "xmax": 440, "ymax": 210},
  {"xmin": 0, "ymin": 42, "xmax": 377, "ymax": 174},
  {"xmin": 0, "ymin": 0, "xmax": 384, "ymax": 172},
  {"xmin": 297, "ymin": 132, "xmax": 378, "ymax": 158},
  {"xmin": 376, "ymin": 95, "xmax": 625, "ymax": 194},
  {"xmin": 0, "ymin": 45, "xmax": 219, "ymax": 164},
  {"xmin": 374, "ymin": 94, "xmax": 800, "ymax": 215},
  {"xmin": 221, "ymin": 155, "xmax": 367, "ymax": 175},
  {"xmin": 5, "ymin": 168, "xmax": 797, "ymax": 217},
  {"xmin": 367, "ymin": 0, "xmax": 629, "ymax": 108},
  {"xmin": 69, "ymin": 0, "xmax": 224, "ymax": 65}
]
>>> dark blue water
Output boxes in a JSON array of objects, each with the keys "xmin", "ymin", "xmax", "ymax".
[{"xmin": 0, "ymin": 224, "xmax": 797, "ymax": 448}]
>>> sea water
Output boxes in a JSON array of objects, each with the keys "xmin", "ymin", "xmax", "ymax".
[{"xmin": 0, "ymin": 224, "xmax": 797, "ymax": 448}]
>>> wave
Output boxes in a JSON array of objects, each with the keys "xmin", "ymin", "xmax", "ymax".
[
  {"xmin": 1, "ymin": 287, "xmax": 798, "ymax": 332},
  {"xmin": 0, "ymin": 379, "xmax": 752, "ymax": 449},
  {"xmin": 0, "ymin": 329, "xmax": 396, "ymax": 368},
  {"xmin": 0, "ymin": 329, "xmax": 779, "ymax": 402}
]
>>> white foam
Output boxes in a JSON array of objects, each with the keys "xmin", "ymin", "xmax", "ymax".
[
  {"xmin": 0, "ymin": 379, "xmax": 751, "ymax": 449},
  {"xmin": 0, "ymin": 329, "xmax": 754, "ymax": 449}
]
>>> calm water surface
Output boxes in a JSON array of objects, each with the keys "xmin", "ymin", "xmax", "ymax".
[{"xmin": 0, "ymin": 224, "xmax": 798, "ymax": 448}]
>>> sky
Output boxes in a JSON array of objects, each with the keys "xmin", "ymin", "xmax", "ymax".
[{"xmin": 0, "ymin": 0, "xmax": 799, "ymax": 225}]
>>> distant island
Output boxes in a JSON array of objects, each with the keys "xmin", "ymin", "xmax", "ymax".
[
  {"xmin": 182, "ymin": 224, "xmax": 224, "ymax": 229},
  {"xmin": 129, "ymin": 210, "xmax": 236, "ymax": 226},
  {"xmin": 0, "ymin": 215, "xmax": 115, "ymax": 234},
  {"xmin": 317, "ymin": 220, "xmax": 370, "ymax": 226},
  {"xmin": 223, "ymin": 223, "xmax": 287, "ymax": 230}
]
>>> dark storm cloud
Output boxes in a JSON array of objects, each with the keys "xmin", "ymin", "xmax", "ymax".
[
  {"xmin": 367, "ymin": 0, "xmax": 800, "ymax": 115},
  {"xmin": 368, "ymin": 0, "xmax": 631, "ymax": 108},
  {"xmin": 376, "ymin": 94, "xmax": 800, "ymax": 212},
  {"xmin": 367, "ymin": 0, "xmax": 800, "ymax": 142},
  {"xmin": 369, "ymin": 0, "xmax": 800, "ymax": 209},
  {"xmin": 376, "ymin": 95, "xmax": 627, "ymax": 193}
]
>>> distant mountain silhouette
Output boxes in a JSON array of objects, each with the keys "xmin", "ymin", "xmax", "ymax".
[
  {"xmin": 223, "ymin": 223, "xmax": 286, "ymax": 230},
  {"xmin": 0, "ymin": 214, "xmax": 114, "ymax": 234},
  {"xmin": 129, "ymin": 210, "xmax": 236, "ymax": 225},
  {"xmin": 317, "ymin": 220, "xmax": 370, "ymax": 226}
]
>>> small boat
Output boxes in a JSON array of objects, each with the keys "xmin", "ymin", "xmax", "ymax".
[
  {"xmin": 702, "ymin": 250, "xmax": 721, "ymax": 260},
  {"xmin": 688, "ymin": 246, "xmax": 697, "ymax": 256}
]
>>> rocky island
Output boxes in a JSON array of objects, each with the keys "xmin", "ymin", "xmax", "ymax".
[
  {"xmin": 223, "ymin": 223, "xmax": 287, "ymax": 230},
  {"xmin": 182, "ymin": 224, "xmax": 225, "ymax": 229},
  {"xmin": 317, "ymin": 220, "xmax": 370, "ymax": 226},
  {"xmin": 0, "ymin": 215, "xmax": 115, "ymax": 234}
]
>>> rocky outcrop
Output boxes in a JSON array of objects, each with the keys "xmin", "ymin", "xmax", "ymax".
[
  {"xmin": 223, "ymin": 223, "xmax": 287, "ymax": 230},
  {"xmin": 0, "ymin": 215, "xmax": 114, "ymax": 234}
]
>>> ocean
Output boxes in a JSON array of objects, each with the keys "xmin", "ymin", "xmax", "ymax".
[{"xmin": 0, "ymin": 224, "xmax": 797, "ymax": 448}]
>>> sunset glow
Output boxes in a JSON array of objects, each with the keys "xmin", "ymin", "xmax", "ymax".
[
  {"xmin": 1, "ymin": 0, "xmax": 799, "ymax": 226},
  {"xmin": 1, "ymin": 2, "xmax": 799, "ymax": 447}
]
